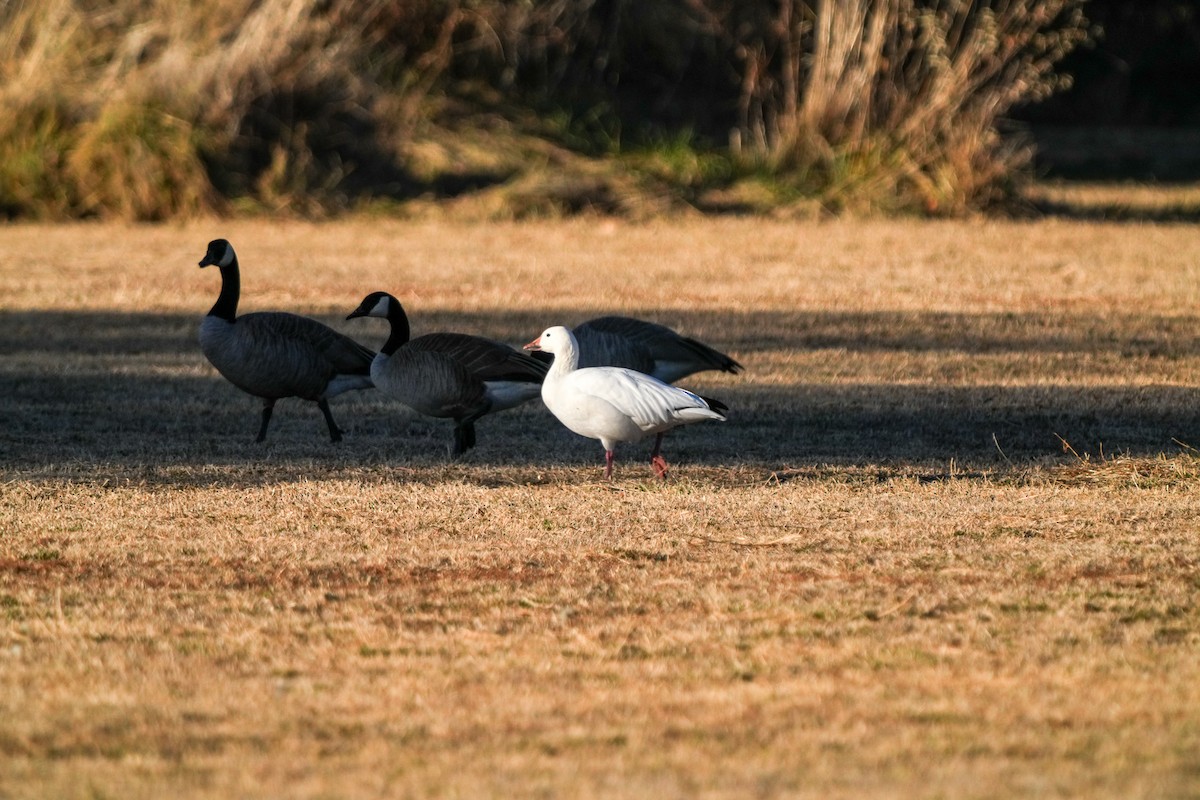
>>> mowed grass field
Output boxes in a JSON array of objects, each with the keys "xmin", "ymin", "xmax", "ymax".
[{"xmin": 3, "ymin": 216, "xmax": 1200, "ymax": 798}]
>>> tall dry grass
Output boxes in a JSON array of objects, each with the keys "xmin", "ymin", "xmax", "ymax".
[
  {"xmin": 728, "ymin": 0, "xmax": 1089, "ymax": 213},
  {"xmin": 0, "ymin": 0, "xmax": 448, "ymax": 219}
]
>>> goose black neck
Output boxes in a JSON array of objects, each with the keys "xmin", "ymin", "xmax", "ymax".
[
  {"xmin": 380, "ymin": 301, "xmax": 411, "ymax": 355},
  {"xmin": 207, "ymin": 258, "xmax": 240, "ymax": 322}
]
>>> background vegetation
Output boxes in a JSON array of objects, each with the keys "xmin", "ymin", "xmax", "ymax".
[{"xmin": 0, "ymin": 0, "xmax": 1096, "ymax": 220}]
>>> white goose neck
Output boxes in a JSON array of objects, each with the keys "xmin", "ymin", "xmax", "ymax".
[{"xmin": 547, "ymin": 334, "xmax": 580, "ymax": 379}]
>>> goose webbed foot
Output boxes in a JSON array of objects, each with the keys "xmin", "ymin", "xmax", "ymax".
[
  {"xmin": 649, "ymin": 433, "xmax": 668, "ymax": 479},
  {"xmin": 651, "ymin": 455, "xmax": 669, "ymax": 480}
]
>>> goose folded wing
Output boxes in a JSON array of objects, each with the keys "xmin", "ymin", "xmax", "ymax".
[
  {"xmin": 570, "ymin": 368, "xmax": 709, "ymax": 431},
  {"xmin": 578, "ymin": 316, "xmax": 674, "ymax": 345},
  {"xmin": 574, "ymin": 327, "xmax": 655, "ymax": 373},
  {"xmin": 410, "ymin": 333, "xmax": 547, "ymax": 383},
  {"xmin": 247, "ymin": 312, "xmax": 374, "ymax": 373},
  {"xmin": 581, "ymin": 316, "xmax": 741, "ymax": 373},
  {"xmin": 319, "ymin": 333, "xmax": 375, "ymax": 374}
]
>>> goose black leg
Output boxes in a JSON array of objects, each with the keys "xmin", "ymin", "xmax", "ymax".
[
  {"xmin": 452, "ymin": 422, "xmax": 473, "ymax": 457},
  {"xmin": 256, "ymin": 400, "xmax": 276, "ymax": 443},
  {"xmin": 451, "ymin": 404, "xmax": 490, "ymax": 457},
  {"xmin": 317, "ymin": 398, "xmax": 343, "ymax": 443}
]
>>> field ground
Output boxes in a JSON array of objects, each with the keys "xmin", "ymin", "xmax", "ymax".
[{"xmin": 3, "ymin": 208, "xmax": 1200, "ymax": 798}]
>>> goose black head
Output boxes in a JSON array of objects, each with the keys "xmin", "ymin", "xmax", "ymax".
[
  {"xmin": 347, "ymin": 291, "xmax": 395, "ymax": 321},
  {"xmin": 199, "ymin": 239, "xmax": 236, "ymax": 268}
]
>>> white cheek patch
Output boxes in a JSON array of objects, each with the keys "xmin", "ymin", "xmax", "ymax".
[
  {"xmin": 370, "ymin": 296, "xmax": 390, "ymax": 318},
  {"xmin": 219, "ymin": 247, "xmax": 235, "ymax": 268}
]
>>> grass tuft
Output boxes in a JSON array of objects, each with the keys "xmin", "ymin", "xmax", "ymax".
[{"xmin": 67, "ymin": 101, "xmax": 215, "ymax": 220}]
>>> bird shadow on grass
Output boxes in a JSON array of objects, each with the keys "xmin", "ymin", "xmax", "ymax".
[{"xmin": 2, "ymin": 308, "xmax": 1199, "ymax": 486}]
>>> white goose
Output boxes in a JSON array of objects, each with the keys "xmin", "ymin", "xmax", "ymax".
[
  {"xmin": 524, "ymin": 326, "xmax": 726, "ymax": 480},
  {"xmin": 348, "ymin": 292, "xmax": 548, "ymax": 456},
  {"xmin": 198, "ymin": 238, "xmax": 375, "ymax": 443}
]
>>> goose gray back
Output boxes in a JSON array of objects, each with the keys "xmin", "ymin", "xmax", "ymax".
[
  {"xmin": 531, "ymin": 315, "xmax": 743, "ymax": 384},
  {"xmin": 197, "ymin": 238, "xmax": 375, "ymax": 443},
  {"xmin": 577, "ymin": 316, "xmax": 743, "ymax": 383}
]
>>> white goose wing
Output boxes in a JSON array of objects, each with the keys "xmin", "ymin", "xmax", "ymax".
[{"xmin": 568, "ymin": 367, "xmax": 722, "ymax": 432}]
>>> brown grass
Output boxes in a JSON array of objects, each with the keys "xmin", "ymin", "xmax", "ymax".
[
  {"xmin": 1024, "ymin": 179, "xmax": 1200, "ymax": 222},
  {"xmin": 2, "ymin": 215, "xmax": 1200, "ymax": 798}
]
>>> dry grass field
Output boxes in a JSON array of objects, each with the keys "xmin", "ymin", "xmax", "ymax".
[{"xmin": 3, "ymin": 213, "xmax": 1200, "ymax": 798}]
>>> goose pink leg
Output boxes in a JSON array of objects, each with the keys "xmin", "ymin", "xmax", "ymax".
[
  {"xmin": 605, "ymin": 450, "xmax": 616, "ymax": 481},
  {"xmin": 650, "ymin": 433, "xmax": 669, "ymax": 480}
]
